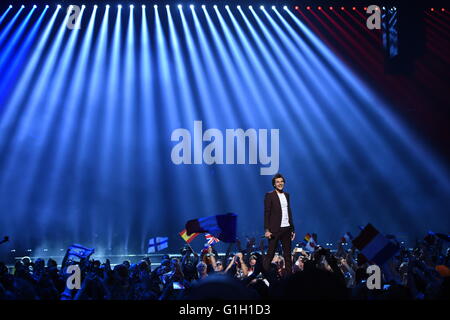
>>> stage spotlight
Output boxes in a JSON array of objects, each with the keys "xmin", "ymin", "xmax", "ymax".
[
  {"xmin": 341, "ymin": 6, "xmax": 345, "ymax": 10},
  {"xmin": 249, "ymin": 5, "xmax": 252, "ymax": 9},
  {"xmin": 45, "ymin": 5, "xmax": 49, "ymax": 8},
  {"xmin": 9, "ymin": 4, "xmax": 12, "ymax": 8},
  {"xmin": 225, "ymin": 5, "xmax": 229, "ymax": 9},
  {"xmin": 283, "ymin": 6, "xmax": 287, "ymax": 10},
  {"xmin": 442, "ymin": 8, "xmax": 445, "ymax": 11},
  {"xmin": 295, "ymin": 6, "xmax": 299, "ymax": 10},
  {"xmin": 318, "ymin": 6, "xmax": 322, "ymax": 10},
  {"xmin": 329, "ymin": 6, "xmax": 333, "ymax": 10},
  {"xmin": 364, "ymin": 7, "xmax": 368, "ymax": 10},
  {"xmin": 130, "ymin": 5, "xmax": 134, "ymax": 9},
  {"xmin": 202, "ymin": 5, "xmax": 206, "ymax": 9},
  {"xmin": 118, "ymin": 4, "xmax": 122, "ymax": 9},
  {"xmin": 237, "ymin": 5, "xmax": 240, "ymax": 9},
  {"xmin": 260, "ymin": 5, "xmax": 264, "ymax": 10},
  {"xmin": 165, "ymin": 5, "xmax": 169, "ymax": 9},
  {"xmin": 352, "ymin": 6, "xmax": 356, "ymax": 10},
  {"xmin": 213, "ymin": 5, "xmax": 217, "ymax": 9},
  {"xmin": 106, "ymin": 4, "xmax": 110, "ymax": 8},
  {"xmin": 33, "ymin": 5, "xmax": 36, "ymax": 8},
  {"xmin": 178, "ymin": 4, "xmax": 182, "ymax": 9},
  {"xmin": 190, "ymin": 4, "xmax": 194, "ymax": 9},
  {"xmin": 21, "ymin": 4, "xmax": 24, "ymax": 8},
  {"xmin": 142, "ymin": 4, "xmax": 145, "ymax": 9},
  {"xmin": 272, "ymin": 6, "xmax": 275, "ymax": 10},
  {"xmin": 57, "ymin": 4, "xmax": 61, "ymax": 8},
  {"xmin": 306, "ymin": 6, "xmax": 310, "ymax": 10},
  {"xmin": 94, "ymin": 5, "xmax": 98, "ymax": 9},
  {"xmin": 82, "ymin": 4, "xmax": 85, "ymax": 8}
]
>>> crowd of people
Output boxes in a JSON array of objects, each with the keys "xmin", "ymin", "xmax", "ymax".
[{"xmin": 0, "ymin": 232, "xmax": 449, "ymax": 300}]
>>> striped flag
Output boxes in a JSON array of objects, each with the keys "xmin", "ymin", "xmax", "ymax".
[
  {"xmin": 304, "ymin": 233, "xmax": 316, "ymax": 252},
  {"xmin": 352, "ymin": 224, "xmax": 399, "ymax": 266},
  {"xmin": 304, "ymin": 233, "xmax": 312, "ymax": 242},
  {"xmin": 179, "ymin": 229, "xmax": 200, "ymax": 243},
  {"xmin": 148, "ymin": 237, "xmax": 169, "ymax": 253},
  {"xmin": 204, "ymin": 233, "xmax": 220, "ymax": 247},
  {"xmin": 185, "ymin": 213, "xmax": 237, "ymax": 243}
]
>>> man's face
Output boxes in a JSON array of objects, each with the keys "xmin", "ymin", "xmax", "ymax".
[{"xmin": 274, "ymin": 178, "xmax": 284, "ymax": 191}]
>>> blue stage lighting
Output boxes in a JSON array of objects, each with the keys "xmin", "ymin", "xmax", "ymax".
[
  {"xmin": 106, "ymin": 5, "xmax": 110, "ymax": 8},
  {"xmin": 260, "ymin": 5, "xmax": 264, "ymax": 10},
  {"xmin": 201, "ymin": 5, "xmax": 205, "ymax": 9},
  {"xmin": 21, "ymin": 5, "xmax": 24, "ymax": 8},
  {"xmin": 9, "ymin": 5, "xmax": 12, "ymax": 8},
  {"xmin": 118, "ymin": 4, "xmax": 122, "ymax": 9},
  {"xmin": 237, "ymin": 5, "xmax": 241, "ymax": 9},
  {"xmin": 57, "ymin": 5, "xmax": 61, "ymax": 8},
  {"xmin": 190, "ymin": 5, "xmax": 194, "ymax": 9},
  {"xmin": 283, "ymin": 5, "xmax": 288, "ymax": 10},
  {"xmin": 33, "ymin": 5, "xmax": 37, "ymax": 8},
  {"xmin": 225, "ymin": 5, "xmax": 229, "ymax": 9},
  {"xmin": 165, "ymin": 5, "xmax": 169, "ymax": 9},
  {"xmin": 249, "ymin": 5, "xmax": 252, "ymax": 9},
  {"xmin": 178, "ymin": 4, "xmax": 182, "ymax": 9},
  {"xmin": 94, "ymin": 5, "xmax": 98, "ymax": 9},
  {"xmin": 272, "ymin": 6, "xmax": 276, "ymax": 10},
  {"xmin": 142, "ymin": 5, "xmax": 145, "ymax": 9},
  {"xmin": 130, "ymin": 5, "xmax": 134, "ymax": 9},
  {"xmin": 82, "ymin": 5, "xmax": 85, "ymax": 8},
  {"xmin": 45, "ymin": 5, "xmax": 49, "ymax": 8},
  {"xmin": 213, "ymin": 5, "xmax": 217, "ymax": 9}
]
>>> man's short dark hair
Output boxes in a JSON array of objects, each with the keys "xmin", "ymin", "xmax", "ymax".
[{"xmin": 272, "ymin": 173, "xmax": 285, "ymax": 187}]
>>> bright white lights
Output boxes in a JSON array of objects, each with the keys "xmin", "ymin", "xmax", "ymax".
[
  {"xmin": 178, "ymin": 4, "xmax": 182, "ymax": 9},
  {"xmin": 33, "ymin": 5, "xmax": 37, "ymax": 8},
  {"xmin": 237, "ymin": 5, "xmax": 241, "ymax": 9},
  {"xmin": 283, "ymin": 6, "xmax": 288, "ymax": 10},
  {"xmin": 260, "ymin": 5, "xmax": 264, "ymax": 10},
  {"xmin": 130, "ymin": 4, "xmax": 134, "ymax": 9},
  {"xmin": 225, "ymin": 5, "xmax": 229, "ymax": 9},
  {"xmin": 118, "ymin": 4, "xmax": 122, "ymax": 9},
  {"xmin": 106, "ymin": 4, "xmax": 110, "ymax": 8},
  {"xmin": 201, "ymin": 5, "xmax": 205, "ymax": 9},
  {"xmin": 190, "ymin": 4, "xmax": 194, "ymax": 9}
]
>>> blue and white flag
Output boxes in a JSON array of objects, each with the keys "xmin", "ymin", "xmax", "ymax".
[
  {"xmin": 67, "ymin": 244, "xmax": 95, "ymax": 260},
  {"xmin": 148, "ymin": 237, "xmax": 169, "ymax": 253}
]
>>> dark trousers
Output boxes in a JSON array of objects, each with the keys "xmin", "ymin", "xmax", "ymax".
[{"xmin": 264, "ymin": 226, "xmax": 292, "ymax": 275}]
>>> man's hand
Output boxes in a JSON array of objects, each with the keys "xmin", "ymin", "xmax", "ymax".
[
  {"xmin": 291, "ymin": 232, "xmax": 296, "ymax": 241},
  {"xmin": 265, "ymin": 231, "xmax": 273, "ymax": 239}
]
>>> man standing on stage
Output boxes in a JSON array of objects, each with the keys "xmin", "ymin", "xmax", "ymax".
[{"xmin": 263, "ymin": 173, "xmax": 295, "ymax": 275}]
